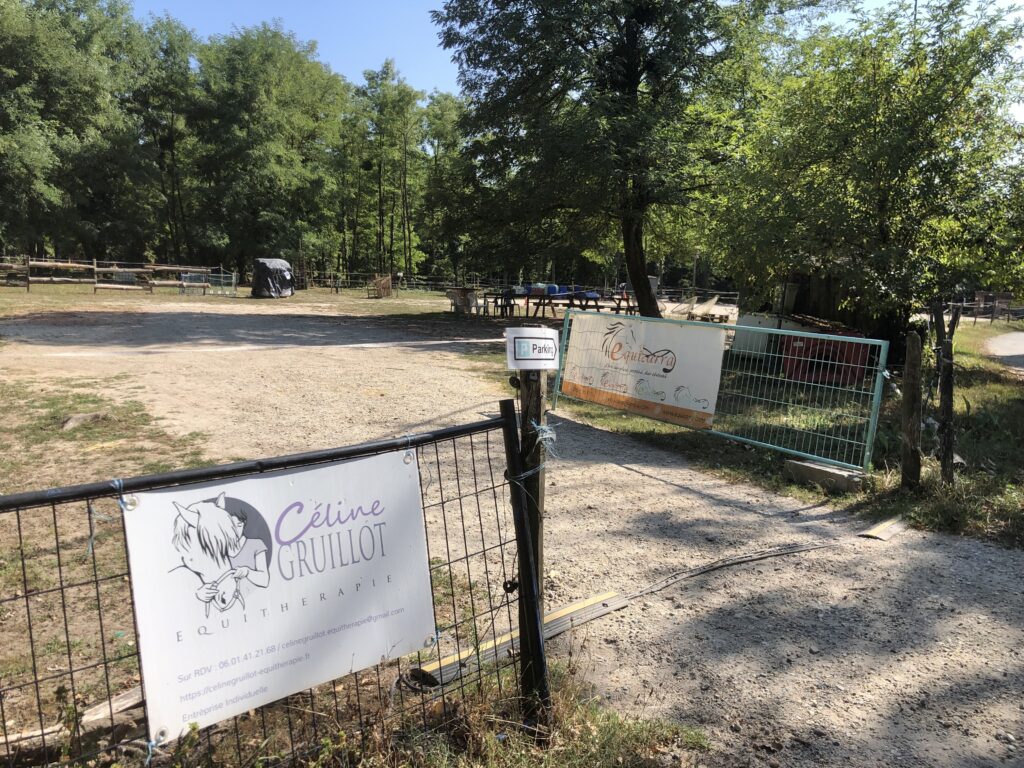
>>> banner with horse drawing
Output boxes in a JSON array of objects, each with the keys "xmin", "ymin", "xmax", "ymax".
[
  {"xmin": 559, "ymin": 312, "xmax": 727, "ymax": 429},
  {"xmin": 122, "ymin": 450, "xmax": 433, "ymax": 742}
]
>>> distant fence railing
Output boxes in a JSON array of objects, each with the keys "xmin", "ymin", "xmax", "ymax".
[
  {"xmin": 555, "ymin": 311, "xmax": 889, "ymax": 472},
  {"xmin": 0, "ymin": 403, "xmax": 544, "ymax": 767}
]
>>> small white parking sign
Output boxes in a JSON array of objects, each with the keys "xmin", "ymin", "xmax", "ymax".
[{"xmin": 505, "ymin": 327, "xmax": 561, "ymax": 370}]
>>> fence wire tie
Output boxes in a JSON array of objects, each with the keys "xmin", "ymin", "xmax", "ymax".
[
  {"xmin": 529, "ymin": 419, "xmax": 559, "ymax": 459},
  {"xmin": 86, "ymin": 478, "xmax": 129, "ymax": 556},
  {"xmin": 113, "ymin": 478, "xmax": 127, "ymax": 512},
  {"xmin": 86, "ymin": 508, "xmax": 115, "ymax": 556},
  {"xmin": 509, "ymin": 464, "xmax": 547, "ymax": 516},
  {"xmin": 510, "ymin": 463, "xmax": 546, "ymax": 484}
]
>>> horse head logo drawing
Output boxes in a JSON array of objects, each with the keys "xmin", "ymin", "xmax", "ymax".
[
  {"xmin": 673, "ymin": 385, "xmax": 710, "ymax": 410},
  {"xmin": 601, "ymin": 321, "xmax": 677, "ymax": 374},
  {"xmin": 634, "ymin": 379, "xmax": 666, "ymax": 402},
  {"xmin": 602, "ymin": 322, "xmax": 638, "ymax": 357},
  {"xmin": 172, "ymin": 493, "xmax": 272, "ymax": 617}
]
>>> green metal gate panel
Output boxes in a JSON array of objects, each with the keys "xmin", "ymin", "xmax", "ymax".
[{"xmin": 554, "ymin": 311, "xmax": 890, "ymax": 472}]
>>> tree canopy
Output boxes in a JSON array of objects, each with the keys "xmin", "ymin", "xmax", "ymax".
[
  {"xmin": 0, "ymin": 1, "xmax": 461, "ymax": 279},
  {"xmin": 0, "ymin": 0, "xmax": 1021, "ymax": 333},
  {"xmin": 711, "ymin": 0, "xmax": 1024, "ymax": 326},
  {"xmin": 433, "ymin": 0, "xmax": 726, "ymax": 315}
]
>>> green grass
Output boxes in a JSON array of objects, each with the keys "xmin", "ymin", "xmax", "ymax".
[
  {"xmin": 0, "ymin": 378, "xmax": 200, "ymax": 720},
  {"xmin": 0, "ymin": 283, "xmax": 456, "ymax": 319},
  {"xmin": 867, "ymin": 319, "xmax": 1024, "ymax": 543}
]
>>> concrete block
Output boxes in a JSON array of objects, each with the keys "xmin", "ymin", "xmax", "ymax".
[{"xmin": 784, "ymin": 459, "xmax": 864, "ymax": 493}]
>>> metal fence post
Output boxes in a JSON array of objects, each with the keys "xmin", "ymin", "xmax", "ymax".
[
  {"xmin": 550, "ymin": 310, "xmax": 572, "ymax": 411},
  {"xmin": 499, "ymin": 398, "xmax": 551, "ymax": 723},
  {"xmin": 863, "ymin": 339, "xmax": 889, "ymax": 472}
]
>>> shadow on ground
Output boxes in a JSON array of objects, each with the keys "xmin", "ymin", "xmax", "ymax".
[
  {"xmin": 543, "ymin": 418, "xmax": 1024, "ymax": 768},
  {"xmin": 0, "ymin": 309, "xmax": 514, "ymax": 350}
]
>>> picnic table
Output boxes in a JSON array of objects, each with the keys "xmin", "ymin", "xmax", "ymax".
[
  {"xmin": 525, "ymin": 291, "xmax": 605, "ymax": 318},
  {"xmin": 610, "ymin": 294, "xmax": 639, "ymax": 315},
  {"xmin": 482, "ymin": 291, "xmax": 520, "ymax": 317}
]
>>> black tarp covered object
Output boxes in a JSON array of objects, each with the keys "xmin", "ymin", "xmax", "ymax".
[{"xmin": 251, "ymin": 258, "xmax": 294, "ymax": 298}]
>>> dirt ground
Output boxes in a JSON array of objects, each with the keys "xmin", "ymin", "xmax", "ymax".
[
  {"xmin": 988, "ymin": 332, "xmax": 1024, "ymax": 374},
  {"xmin": 1, "ymin": 295, "xmax": 1022, "ymax": 767}
]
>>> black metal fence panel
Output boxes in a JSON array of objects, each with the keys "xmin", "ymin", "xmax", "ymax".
[{"xmin": 0, "ymin": 415, "xmax": 529, "ymax": 767}]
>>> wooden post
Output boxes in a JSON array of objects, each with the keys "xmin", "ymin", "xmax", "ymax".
[
  {"xmin": 518, "ymin": 369, "xmax": 546, "ymax": 608},
  {"xmin": 939, "ymin": 338, "xmax": 955, "ymax": 485},
  {"xmin": 901, "ymin": 332, "xmax": 922, "ymax": 489},
  {"xmin": 948, "ymin": 304, "xmax": 962, "ymax": 339},
  {"xmin": 931, "ymin": 300, "xmax": 946, "ymax": 378},
  {"xmin": 499, "ymin": 399, "xmax": 551, "ymax": 723},
  {"xmin": 25, "ymin": 255, "xmax": 30, "ymax": 292}
]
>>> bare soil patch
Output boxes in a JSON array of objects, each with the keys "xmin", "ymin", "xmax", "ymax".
[
  {"xmin": 0, "ymin": 294, "xmax": 505, "ymax": 464},
  {"xmin": 988, "ymin": 332, "xmax": 1024, "ymax": 375},
  {"xmin": 1, "ymin": 289, "xmax": 1022, "ymax": 767}
]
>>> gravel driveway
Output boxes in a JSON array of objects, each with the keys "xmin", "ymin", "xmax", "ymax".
[{"xmin": 2, "ymin": 297, "xmax": 1021, "ymax": 767}]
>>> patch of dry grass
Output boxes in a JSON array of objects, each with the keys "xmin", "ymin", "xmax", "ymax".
[{"xmin": 0, "ymin": 378, "xmax": 208, "ymax": 496}]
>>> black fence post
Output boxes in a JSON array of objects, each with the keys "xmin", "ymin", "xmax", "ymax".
[
  {"xmin": 901, "ymin": 331, "xmax": 922, "ymax": 489},
  {"xmin": 499, "ymin": 398, "xmax": 551, "ymax": 724},
  {"xmin": 939, "ymin": 338, "xmax": 955, "ymax": 486},
  {"xmin": 517, "ymin": 368, "xmax": 546, "ymax": 608}
]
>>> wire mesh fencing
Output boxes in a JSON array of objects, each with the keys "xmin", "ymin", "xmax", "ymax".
[
  {"xmin": 0, "ymin": 410, "xmax": 536, "ymax": 767},
  {"xmin": 205, "ymin": 271, "xmax": 237, "ymax": 297},
  {"xmin": 555, "ymin": 311, "xmax": 889, "ymax": 471},
  {"xmin": 715, "ymin": 325, "xmax": 888, "ymax": 470}
]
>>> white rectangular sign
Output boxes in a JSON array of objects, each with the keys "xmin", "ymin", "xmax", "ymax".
[
  {"xmin": 122, "ymin": 451, "xmax": 434, "ymax": 742},
  {"xmin": 561, "ymin": 314, "xmax": 726, "ymax": 429},
  {"xmin": 505, "ymin": 327, "xmax": 561, "ymax": 370}
]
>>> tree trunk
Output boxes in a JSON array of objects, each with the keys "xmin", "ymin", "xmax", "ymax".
[
  {"xmin": 401, "ymin": 124, "xmax": 412, "ymax": 275},
  {"xmin": 620, "ymin": 209, "xmax": 660, "ymax": 317},
  {"xmin": 901, "ymin": 331, "xmax": 922, "ymax": 489},
  {"xmin": 352, "ymin": 171, "xmax": 364, "ymax": 273},
  {"xmin": 939, "ymin": 338, "xmax": 955, "ymax": 486},
  {"xmin": 376, "ymin": 160, "xmax": 385, "ymax": 274},
  {"xmin": 167, "ymin": 114, "xmax": 193, "ymax": 261},
  {"xmin": 388, "ymin": 193, "xmax": 396, "ymax": 277},
  {"xmin": 337, "ymin": 205, "xmax": 347, "ymax": 277}
]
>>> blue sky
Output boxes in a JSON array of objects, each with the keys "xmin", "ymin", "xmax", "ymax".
[
  {"xmin": 131, "ymin": 0, "xmax": 1021, "ymax": 118},
  {"xmin": 130, "ymin": 0, "xmax": 461, "ymax": 95}
]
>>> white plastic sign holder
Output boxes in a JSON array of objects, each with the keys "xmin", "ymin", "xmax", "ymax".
[{"xmin": 505, "ymin": 327, "xmax": 560, "ymax": 371}]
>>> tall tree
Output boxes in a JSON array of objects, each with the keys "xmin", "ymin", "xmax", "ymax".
[
  {"xmin": 0, "ymin": 0, "xmax": 150, "ymax": 259},
  {"xmin": 434, "ymin": 0, "xmax": 722, "ymax": 315},
  {"xmin": 133, "ymin": 15, "xmax": 201, "ymax": 261},
  {"xmin": 192, "ymin": 23, "xmax": 346, "ymax": 272},
  {"xmin": 360, "ymin": 61, "xmax": 424, "ymax": 276},
  {"xmin": 0, "ymin": 0, "xmax": 93, "ymax": 254}
]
